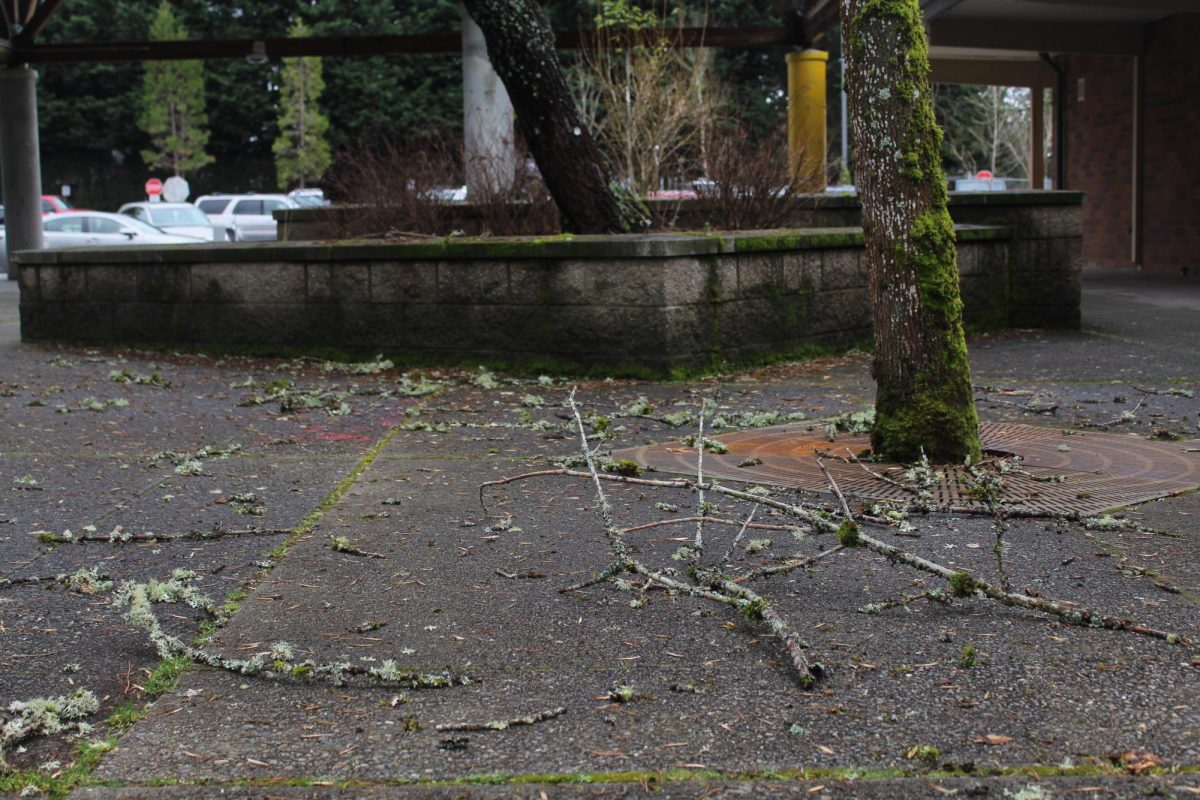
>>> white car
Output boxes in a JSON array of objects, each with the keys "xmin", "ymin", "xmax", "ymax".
[
  {"xmin": 118, "ymin": 202, "xmax": 225, "ymax": 241},
  {"xmin": 193, "ymin": 194, "xmax": 296, "ymax": 242},
  {"xmin": 1, "ymin": 211, "xmax": 205, "ymax": 266},
  {"xmin": 287, "ymin": 188, "xmax": 330, "ymax": 208}
]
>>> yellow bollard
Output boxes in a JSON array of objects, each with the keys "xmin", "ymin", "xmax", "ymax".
[{"xmin": 787, "ymin": 49, "xmax": 829, "ymax": 193}]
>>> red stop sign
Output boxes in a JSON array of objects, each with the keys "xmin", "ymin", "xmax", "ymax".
[{"xmin": 145, "ymin": 178, "xmax": 163, "ymax": 196}]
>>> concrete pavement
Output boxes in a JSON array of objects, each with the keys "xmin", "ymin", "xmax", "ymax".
[{"xmin": 0, "ymin": 270, "xmax": 1198, "ymax": 798}]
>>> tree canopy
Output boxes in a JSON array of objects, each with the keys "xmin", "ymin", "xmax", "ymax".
[
  {"xmin": 139, "ymin": 0, "xmax": 213, "ymax": 177},
  {"xmin": 23, "ymin": 0, "xmax": 986, "ymax": 211},
  {"xmin": 273, "ymin": 20, "xmax": 332, "ymax": 190}
]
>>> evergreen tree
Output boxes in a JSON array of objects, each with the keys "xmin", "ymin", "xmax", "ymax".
[
  {"xmin": 273, "ymin": 20, "xmax": 332, "ymax": 189},
  {"xmin": 139, "ymin": 0, "xmax": 213, "ymax": 177},
  {"xmin": 308, "ymin": 0, "xmax": 463, "ymax": 147}
]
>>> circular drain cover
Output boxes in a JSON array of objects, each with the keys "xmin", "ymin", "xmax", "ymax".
[{"xmin": 614, "ymin": 422, "xmax": 1200, "ymax": 516}]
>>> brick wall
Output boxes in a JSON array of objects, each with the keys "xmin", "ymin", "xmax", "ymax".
[
  {"xmin": 1064, "ymin": 54, "xmax": 1134, "ymax": 269},
  {"xmin": 1064, "ymin": 13, "xmax": 1200, "ymax": 275},
  {"xmin": 1140, "ymin": 14, "xmax": 1200, "ymax": 275}
]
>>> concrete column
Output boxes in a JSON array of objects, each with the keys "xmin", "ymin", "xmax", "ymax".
[
  {"xmin": 461, "ymin": 6, "xmax": 516, "ymax": 199},
  {"xmin": 0, "ymin": 65, "xmax": 44, "ymax": 279},
  {"xmin": 787, "ymin": 49, "xmax": 829, "ymax": 193}
]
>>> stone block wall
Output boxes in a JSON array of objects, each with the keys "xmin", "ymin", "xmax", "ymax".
[{"xmin": 17, "ymin": 218, "xmax": 1078, "ymax": 371}]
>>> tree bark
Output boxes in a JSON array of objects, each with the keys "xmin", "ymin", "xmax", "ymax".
[
  {"xmin": 841, "ymin": 0, "xmax": 981, "ymax": 463},
  {"xmin": 460, "ymin": 0, "xmax": 649, "ymax": 234}
]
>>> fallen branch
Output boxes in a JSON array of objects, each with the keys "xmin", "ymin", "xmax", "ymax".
[
  {"xmin": 623, "ymin": 515, "xmax": 799, "ymax": 536},
  {"xmin": 479, "ymin": 467, "xmax": 690, "ymax": 513},
  {"xmin": 328, "ymin": 537, "xmax": 385, "ymax": 559},
  {"xmin": 700, "ymin": 570, "xmax": 821, "ymax": 686},
  {"xmin": 720, "ymin": 505, "xmax": 759, "ymax": 567},
  {"xmin": 38, "ymin": 526, "xmax": 290, "ymax": 544},
  {"xmin": 692, "ymin": 400, "xmax": 708, "ymax": 561},
  {"xmin": 1131, "ymin": 385, "xmax": 1194, "ymax": 398},
  {"xmin": 850, "ymin": 527, "xmax": 1188, "ymax": 645},
  {"xmin": 113, "ymin": 580, "xmax": 472, "ymax": 689},
  {"xmin": 435, "ymin": 706, "xmax": 566, "ymax": 732},
  {"xmin": 489, "ymin": 393, "xmax": 1194, "ymax": 698},
  {"xmin": 842, "ymin": 448, "xmax": 914, "ymax": 493},
  {"xmin": 976, "ymin": 394, "xmax": 1059, "ymax": 416},
  {"xmin": 561, "ymin": 390, "xmax": 825, "ymax": 688},
  {"xmin": 495, "ymin": 569, "xmax": 547, "ymax": 580},
  {"xmin": 859, "ymin": 589, "xmax": 950, "ymax": 614},
  {"xmin": 0, "ymin": 567, "xmax": 112, "ymax": 594},
  {"xmin": 735, "ymin": 544, "xmax": 844, "ymax": 582}
]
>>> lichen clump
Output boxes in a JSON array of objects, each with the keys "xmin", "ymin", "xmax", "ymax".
[
  {"xmin": 1, "ymin": 689, "xmax": 99, "ymax": 768},
  {"xmin": 948, "ymin": 571, "xmax": 978, "ymax": 597},
  {"xmin": 836, "ymin": 520, "xmax": 860, "ymax": 547}
]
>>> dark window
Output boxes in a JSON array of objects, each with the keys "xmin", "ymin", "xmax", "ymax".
[
  {"xmin": 232, "ymin": 200, "xmax": 264, "ymax": 215},
  {"xmin": 45, "ymin": 217, "xmax": 84, "ymax": 233},
  {"xmin": 89, "ymin": 217, "xmax": 124, "ymax": 234},
  {"xmin": 197, "ymin": 199, "xmax": 230, "ymax": 214}
]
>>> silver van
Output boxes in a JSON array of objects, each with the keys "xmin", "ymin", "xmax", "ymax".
[{"xmin": 193, "ymin": 194, "xmax": 296, "ymax": 242}]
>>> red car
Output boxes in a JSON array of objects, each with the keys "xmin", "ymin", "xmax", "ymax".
[{"xmin": 41, "ymin": 195, "xmax": 85, "ymax": 214}]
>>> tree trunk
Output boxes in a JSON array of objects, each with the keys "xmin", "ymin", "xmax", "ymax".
[
  {"xmin": 841, "ymin": 0, "xmax": 981, "ymax": 463},
  {"xmin": 460, "ymin": 0, "xmax": 649, "ymax": 234}
]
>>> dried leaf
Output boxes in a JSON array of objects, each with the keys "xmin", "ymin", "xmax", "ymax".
[
  {"xmin": 974, "ymin": 734, "xmax": 1013, "ymax": 745},
  {"xmin": 1117, "ymin": 749, "xmax": 1163, "ymax": 774}
]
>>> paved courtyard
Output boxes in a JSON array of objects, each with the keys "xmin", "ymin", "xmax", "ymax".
[{"xmin": 1, "ymin": 268, "xmax": 1198, "ymax": 798}]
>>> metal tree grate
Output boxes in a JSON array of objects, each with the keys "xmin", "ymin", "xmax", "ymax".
[{"xmin": 614, "ymin": 422, "xmax": 1200, "ymax": 516}]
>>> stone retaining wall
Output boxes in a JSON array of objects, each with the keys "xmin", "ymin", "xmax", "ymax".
[{"xmin": 16, "ymin": 223, "xmax": 1074, "ymax": 371}]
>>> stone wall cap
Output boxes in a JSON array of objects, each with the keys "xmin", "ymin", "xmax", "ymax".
[
  {"xmin": 947, "ymin": 190, "xmax": 1085, "ymax": 207},
  {"xmin": 12, "ymin": 224, "xmax": 1011, "ymax": 265}
]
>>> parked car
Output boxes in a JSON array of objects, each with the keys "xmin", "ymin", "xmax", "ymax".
[
  {"xmin": 118, "ymin": 201, "xmax": 225, "ymax": 241},
  {"xmin": 41, "ymin": 195, "xmax": 83, "ymax": 214},
  {"xmin": 193, "ymin": 193, "xmax": 296, "ymax": 241},
  {"xmin": 0, "ymin": 211, "xmax": 206, "ymax": 266}
]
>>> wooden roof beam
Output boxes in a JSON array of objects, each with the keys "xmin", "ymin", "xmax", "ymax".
[
  {"xmin": 920, "ymin": 0, "xmax": 969, "ymax": 21},
  {"xmin": 929, "ymin": 57, "xmax": 1056, "ymax": 88},
  {"xmin": 11, "ymin": 26, "xmax": 802, "ymax": 64},
  {"xmin": 928, "ymin": 17, "xmax": 1146, "ymax": 56}
]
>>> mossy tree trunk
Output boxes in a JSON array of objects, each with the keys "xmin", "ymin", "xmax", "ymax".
[
  {"xmin": 460, "ymin": 0, "xmax": 650, "ymax": 234},
  {"xmin": 840, "ymin": 0, "xmax": 981, "ymax": 463}
]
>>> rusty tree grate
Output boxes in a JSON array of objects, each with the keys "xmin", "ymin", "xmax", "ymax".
[{"xmin": 614, "ymin": 422, "xmax": 1200, "ymax": 516}]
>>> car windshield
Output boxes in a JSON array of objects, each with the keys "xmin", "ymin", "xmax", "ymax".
[{"xmin": 148, "ymin": 206, "xmax": 210, "ymax": 226}]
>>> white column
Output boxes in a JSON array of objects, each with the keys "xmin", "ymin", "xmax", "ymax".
[
  {"xmin": 461, "ymin": 5, "xmax": 516, "ymax": 198},
  {"xmin": 0, "ymin": 65, "xmax": 44, "ymax": 279}
]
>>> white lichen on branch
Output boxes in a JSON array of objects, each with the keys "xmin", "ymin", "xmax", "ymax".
[
  {"xmin": 110, "ymin": 574, "xmax": 469, "ymax": 690},
  {"xmin": 1, "ymin": 690, "xmax": 99, "ymax": 770}
]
